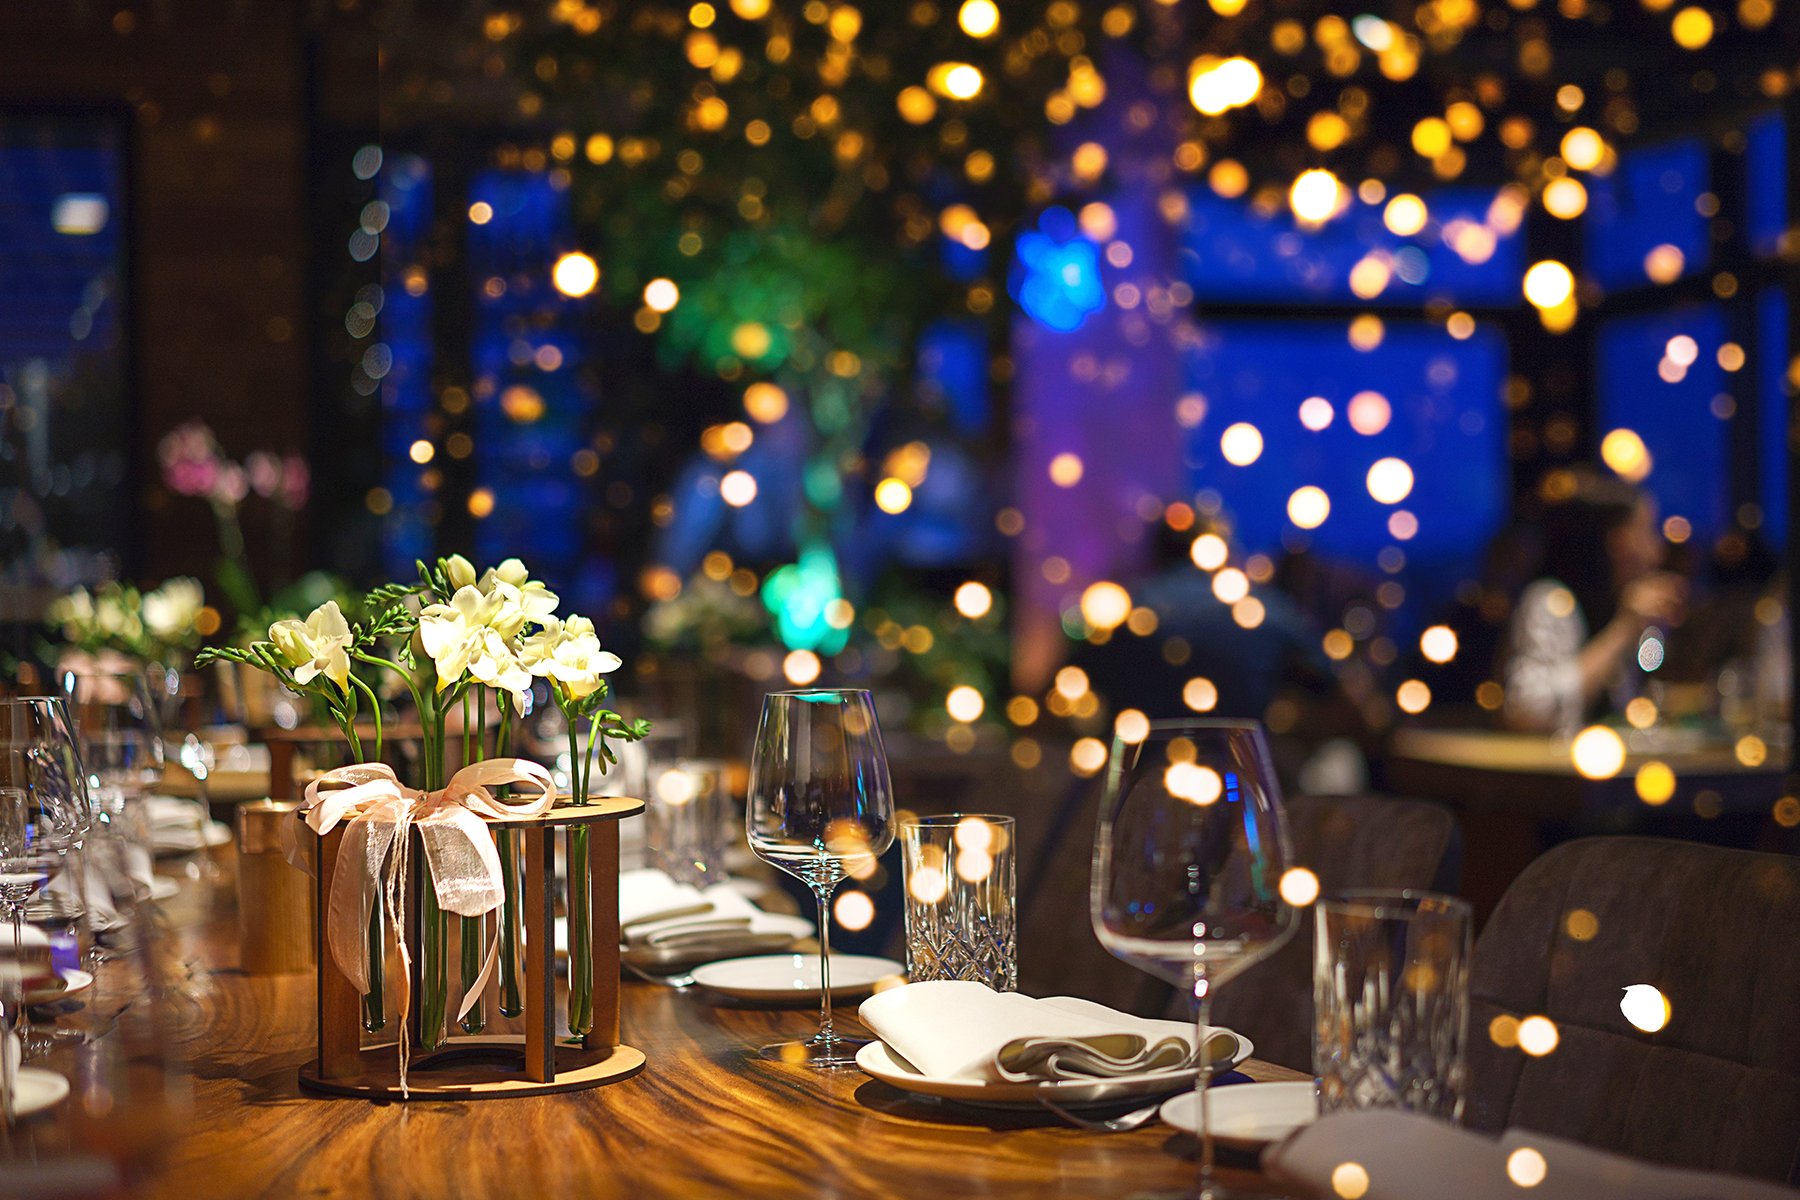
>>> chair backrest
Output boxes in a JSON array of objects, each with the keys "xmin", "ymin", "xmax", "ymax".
[
  {"xmin": 1202, "ymin": 794, "xmax": 1461, "ymax": 1070},
  {"xmin": 1465, "ymin": 836, "xmax": 1800, "ymax": 1184}
]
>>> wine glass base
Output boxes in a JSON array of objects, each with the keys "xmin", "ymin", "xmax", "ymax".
[{"xmin": 757, "ymin": 1035, "xmax": 871, "ymax": 1068}]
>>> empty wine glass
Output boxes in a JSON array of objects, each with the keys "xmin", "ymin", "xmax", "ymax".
[
  {"xmin": 1091, "ymin": 719, "xmax": 1302, "ymax": 1200},
  {"xmin": 60, "ymin": 671, "xmax": 165, "ymax": 904},
  {"xmin": 745, "ymin": 689, "xmax": 895, "ymax": 1067}
]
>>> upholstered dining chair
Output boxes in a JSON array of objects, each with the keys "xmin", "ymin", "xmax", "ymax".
[{"xmin": 1465, "ymin": 837, "xmax": 1800, "ymax": 1185}]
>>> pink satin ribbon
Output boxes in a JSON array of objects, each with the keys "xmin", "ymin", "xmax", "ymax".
[{"xmin": 290, "ymin": 758, "xmax": 556, "ymax": 1093}]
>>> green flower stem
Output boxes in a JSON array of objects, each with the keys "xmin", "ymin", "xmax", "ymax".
[
  {"xmin": 497, "ymin": 827, "xmax": 523, "ymax": 1017},
  {"xmin": 418, "ymin": 867, "xmax": 448, "ymax": 1051},
  {"xmin": 362, "ymin": 903, "xmax": 386, "ymax": 1032},
  {"xmin": 458, "ymin": 910, "xmax": 485, "ymax": 1034},
  {"xmin": 567, "ymin": 823, "xmax": 593, "ymax": 1040}
]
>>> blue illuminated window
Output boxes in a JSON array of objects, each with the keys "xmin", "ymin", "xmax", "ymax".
[
  {"xmin": 1758, "ymin": 288, "xmax": 1788, "ymax": 548},
  {"xmin": 1596, "ymin": 304, "xmax": 1728, "ymax": 541},
  {"xmin": 1747, "ymin": 113, "xmax": 1786, "ymax": 259},
  {"xmin": 1178, "ymin": 188, "xmax": 1523, "ymax": 306},
  {"xmin": 1182, "ymin": 319, "xmax": 1509, "ymax": 620},
  {"xmin": 379, "ymin": 155, "xmax": 434, "ymax": 577},
  {"xmin": 1586, "ymin": 139, "xmax": 1709, "ymax": 291}
]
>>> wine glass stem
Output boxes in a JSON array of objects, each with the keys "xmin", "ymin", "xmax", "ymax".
[
  {"xmin": 813, "ymin": 885, "xmax": 835, "ymax": 1045},
  {"xmin": 1194, "ymin": 976, "xmax": 1218, "ymax": 1200}
]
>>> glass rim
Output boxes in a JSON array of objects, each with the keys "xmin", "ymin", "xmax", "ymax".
[
  {"xmin": 0, "ymin": 695, "xmax": 74, "ymax": 708},
  {"xmin": 899, "ymin": 812, "xmax": 1016, "ymax": 829},
  {"xmin": 1119, "ymin": 717, "xmax": 1265, "ymax": 740},
  {"xmin": 1317, "ymin": 888, "xmax": 1471, "ymax": 921},
  {"xmin": 763, "ymin": 688, "xmax": 873, "ymax": 700}
]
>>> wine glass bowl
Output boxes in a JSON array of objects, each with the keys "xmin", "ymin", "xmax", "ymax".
[
  {"xmin": 1090, "ymin": 719, "xmax": 1300, "ymax": 1200},
  {"xmin": 745, "ymin": 689, "xmax": 895, "ymax": 1067}
]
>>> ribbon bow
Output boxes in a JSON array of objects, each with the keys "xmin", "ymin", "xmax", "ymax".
[{"xmin": 293, "ymin": 758, "xmax": 556, "ymax": 1093}]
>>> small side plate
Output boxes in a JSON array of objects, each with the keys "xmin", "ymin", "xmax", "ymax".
[
  {"xmin": 690, "ymin": 954, "xmax": 905, "ymax": 1003},
  {"xmin": 1159, "ymin": 1080, "xmax": 1319, "ymax": 1150}
]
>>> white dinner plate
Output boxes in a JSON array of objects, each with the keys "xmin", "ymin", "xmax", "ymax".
[
  {"xmin": 855, "ymin": 1028, "xmax": 1254, "ymax": 1110},
  {"xmin": 5, "ymin": 1068, "xmax": 71, "ymax": 1119},
  {"xmin": 24, "ymin": 968, "xmax": 94, "ymax": 1007},
  {"xmin": 690, "ymin": 954, "xmax": 905, "ymax": 1002},
  {"xmin": 151, "ymin": 822, "xmax": 231, "ymax": 856},
  {"xmin": 1159, "ymin": 1080, "xmax": 1318, "ymax": 1149}
]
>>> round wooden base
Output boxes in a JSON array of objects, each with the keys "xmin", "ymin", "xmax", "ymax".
[{"xmin": 298, "ymin": 1036, "xmax": 646, "ymax": 1100}]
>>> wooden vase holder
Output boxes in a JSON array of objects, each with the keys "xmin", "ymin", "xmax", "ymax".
[{"xmin": 298, "ymin": 798, "xmax": 646, "ymax": 1100}]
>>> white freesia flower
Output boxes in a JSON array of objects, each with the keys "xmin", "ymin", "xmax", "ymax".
[
  {"xmin": 268, "ymin": 601, "xmax": 353, "ymax": 691},
  {"xmin": 478, "ymin": 558, "xmax": 559, "ymax": 638},
  {"xmin": 50, "ymin": 588, "xmax": 95, "ymax": 636},
  {"xmin": 444, "ymin": 554, "xmax": 478, "ymax": 591},
  {"xmin": 520, "ymin": 616, "xmax": 620, "ymax": 701},
  {"xmin": 142, "ymin": 577, "xmax": 204, "ymax": 641},
  {"xmin": 93, "ymin": 591, "xmax": 141, "ymax": 640},
  {"xmin": 466, "ymin": 628, "xmax": 534, "ymax": 714},
  {"xmin": 418, "ymin": 585, "xmax": 505, "ymax": 688}
]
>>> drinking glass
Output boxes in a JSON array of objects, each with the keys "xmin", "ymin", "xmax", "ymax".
[
  {"xmin": 1313, "ymin": 890, "xmax": 1471, "ymax": 1121},
  {"xmin": 900, "ymin": 814, "xmax": 1017, "ymax": 990},
  {"xmin": 745, "ymin": 689, "xmax": 895, "ymax": 1067},
  {"xmin": 1091, "ymin": 719, "xmax": 1300, "ymax": 1200},
  {"xmin": 647, "ymin": 758, "xmax": 730, "ymax": 888}
]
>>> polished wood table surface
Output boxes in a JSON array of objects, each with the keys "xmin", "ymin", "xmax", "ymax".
[{"xmin": 24, "ymin": 857, "xmax": 1308, "ymax": 1200}]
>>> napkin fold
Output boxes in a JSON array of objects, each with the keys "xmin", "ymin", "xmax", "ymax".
[
  {"xmin": 1262, "ymin": 1110, "xmax": 1800, "ymax": 1200},
  {"xmin": 610, "ymin": 869, "xmax": 809, "ymax": 961},
  {"xmin": 858, "ymin": 980, "xmax": 1240, "ymax": 1084}
]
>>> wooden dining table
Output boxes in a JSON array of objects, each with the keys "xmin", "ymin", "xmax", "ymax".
[{"xmin": 17, "ymin": 853, "xmax": 1309, "ymax": 1200}]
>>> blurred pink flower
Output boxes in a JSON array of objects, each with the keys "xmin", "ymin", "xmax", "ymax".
[
  {"xmin": 211, "ymin": 463, "xmax": 249, "ymax": 506},
  {"xmin": 246, "ymin": 451, "xmax": 282, "ymax": 499},
  {"xmin": 280, "ymin": 453, "xmax": 310, "ymax": 510},
  {"xmin": 158, "ymin": 421, "xmax": 227, "ymax": 499}
]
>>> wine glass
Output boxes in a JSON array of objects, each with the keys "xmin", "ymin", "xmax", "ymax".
[
  {"xmin": 745, "ymin": 689, "xmax": 895, "ymax": 1067},
  {"xmin": 60, "ymin": 672, "xmax": 166, "ymax": 900},
  {"xmin": 0, "ymin": 699, "xmax": 92, "ymax": 1061},
  {"xmin": 1090, "ymin": 719, "xmax": 1302, "ymax": 1200}
]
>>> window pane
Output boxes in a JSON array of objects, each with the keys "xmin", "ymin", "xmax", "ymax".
[
  {"xmin": 1585, "ymin": 138, "xmax": 1709, "ymax": 291},
  {"xmin": 1748, "ymin": 113, "xmax": 1787, "ymax": 260}
]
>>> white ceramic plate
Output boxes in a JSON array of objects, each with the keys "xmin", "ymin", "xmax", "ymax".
[
  {"xmin": 1159, "ymin": 1080, "xmax": 1318, "ymax": 1149},
  {"xmin": 24, "ymin": 968, "xmax": 93, "ymax": 1007},
  {"xmin": 6, "ymin": 1068, "xmax": 71, "ymax": 1119},
  {"xmin": 552, "ymin": 911, "xmax": 815, "ymax": 966},
  {"xmin": 147, "ymin": 877, "xmax": 180, "ymax": 902},
  {"xmin": 855, "ymin": 1028, "xmax": 1254, "ymax": 1110},
  {"xmin": 690, "ymin": 953, "xmax": 905, "ymax": 1002}
]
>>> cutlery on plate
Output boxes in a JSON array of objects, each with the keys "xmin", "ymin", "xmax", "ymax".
[{"xmin": 1034, "ymin": 1093, "xmax": 1168, "ymax": 1132}]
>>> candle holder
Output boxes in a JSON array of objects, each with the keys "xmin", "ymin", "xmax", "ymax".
[{"xmin": 298, "ymin": 798, "xmax": 645, "ymax": 1100}]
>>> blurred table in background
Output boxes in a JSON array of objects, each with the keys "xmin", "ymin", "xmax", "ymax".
[{"xmin": 1388, "ymin": 726, "xmax": 1792, "ymax": 925}]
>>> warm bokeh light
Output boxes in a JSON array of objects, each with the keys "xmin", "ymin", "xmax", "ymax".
[
  {"xmin": 1289, "ymin": 168, "xmax": 1343, "ymax": 224},
  {"xmin": 946, "ymin": 685, "xmax": 985, "ymax": 723},
  {"xmin": 1114, "ymin": 708, "xmax": 1151, "ymax": 745},
  {"xmin": 1183, "ymin": 677, "xmax": 1219, "ymax": 712},
  {"xmin": 1523, "ymin": 260, "xmax": 1575, "ymax": 309},
  {"xmin": 1560, "ymin": 126, "xmax": 1606, "ymax": 170},
  {"xmin": 551, "ymin": 251, "xmax": 600, "ymax": 297},
  {"xmin": 1571, "ymin": 726, "xmax": 1627, "ymax": 779},
  {"xmin": 1220, "ymin": 422, "xmax": 1264, "ymax": 466},
  {"xmin": 1054, "ymin": 665, "xmax": 1090, "ymax": 700},
  {"xmin": 957, "ymin": 0, "xmax": 1000, "ymax": 37},
  {"xmin": 1420, "ymin": 625, "xmax": 1458, "ymax": 664},
  {"xmin": 1288, "ymin": 486, "xmax": 1331, "ymax": 529},
  {"xmin": 873, "ymin": 478, "xmax": 913, "ymax": 513},
  {"xmin": 1600, "ymin": 428, "xmax": 1652, "ymax": 482},
  {"xmin": 719, "ymin": 469, "xmax": 758, "ymax": 506},
  {"xmin": 1330, "ymin": 1162, "xmax": 1371, "ymax": 1200},
  {"xmin": 1396, "ymin": 680, "xmax": 1431, "ymax": 714},
  {"xmin": 1671, "ymin": 5, "xmax": 1714, "ymax": 46},
  {"xmin": 1165, "ymin": 762, "xmax": 1224, "ymax": 806},
  {"xmin": 954, "ymin": 581, "xmax": 993, "ymax": 619},
  {"xmin": 1069, "ymin": 737, "xmax": 1108, "ymax": 776},
  {"xmin": 782, "ymin": 649, "xmax": 822, "ymax": 685},
  {"xmin": 1188, "ymin": 56, "xmax": 1263, "ymax": 115},
  {"xmin": 1506, "ymin": 1147, "xmax": 1548, "ymax": 1189},
  {"xmin": 1299, "ymin": 396, "xmax": 1334, "ymax": 430},
  {"xmin": 929, "ymin": 62, "xmax": 985, "ymax": 99},
  {"xmin": 1620, "ymin": 984, "xmax": 1671, "ymax": 1033},
  {"xmin": 743, "ymin": 382, "xmax": 789, "ymax": 423},
  {"xmin": 1365, "ymin": 457, "xmax": 1415, "ymax": 504},
  {"xmin": 1048, "ymin": 452, "xmax": 1084, "ymax": 487},
  {"xmin": 643, "ymin": 277, "xmax": 681, "ymax": 312},
  {"xmin": 1346, "ymin": 391, "xmax": 1391, "ymax": 435},
  {"xmin": 1279, "ymin": 867, "xmax": 1320, "ymax": 907},
  {"xmin": 834, "ymin": 890, "xmax": 875, "ymax": 931},
  {"xmin": 1635, "ymin": 762, "xmax": 1677, "ymax": 806},
  {"xmin": 1517, "ymin": 1015, "xmax": 1560, "ymax": 1057},
  {"xmin": 1080, "ymin": 581, "xmax": 1133, "ymax": 631},
  {"xmin": 1542, "ymin": 177, "xmax": 1588, "ymax": 219},
  {"xmin": 1383, "ymin": 194, "xmax": 1429, "ymax": 237},
  {"xmin": 1644, "ymin": 243, "xmax": 1685, "ymax": 283},
  {"xmin": 1190, "ymin": 533, "xmax": 1229, "ymax": 571},
  {"xmin": 1211, "ymin": 567, "xmax": 1250, "ymax": 604}
]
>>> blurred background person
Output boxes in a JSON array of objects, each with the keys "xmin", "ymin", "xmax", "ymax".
[{"xmin": 1502, "ymin": 469, "xmax": 1687, "ymax": 734}]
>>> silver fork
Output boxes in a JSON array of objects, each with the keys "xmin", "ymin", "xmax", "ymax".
[
  {"xmin": 1035, "ymin": 1092, "xmax": 1167, "ymax": 1132},
  {"xmin": 622, "ymin": 960, "xmax": 696, "ymax": 989}
]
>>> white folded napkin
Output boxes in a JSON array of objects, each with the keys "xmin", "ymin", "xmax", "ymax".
[
  {"xmin": 611, "ymin": 869, "xmax": 809, "ymax": 957},
  {"xmin": 1262, "ymin": 1110, "xmax": 1799, "ymax": 1200},
  {"xmin": 858, "ymin": 980, "xmax": 1239, "ymax": 1084}
]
